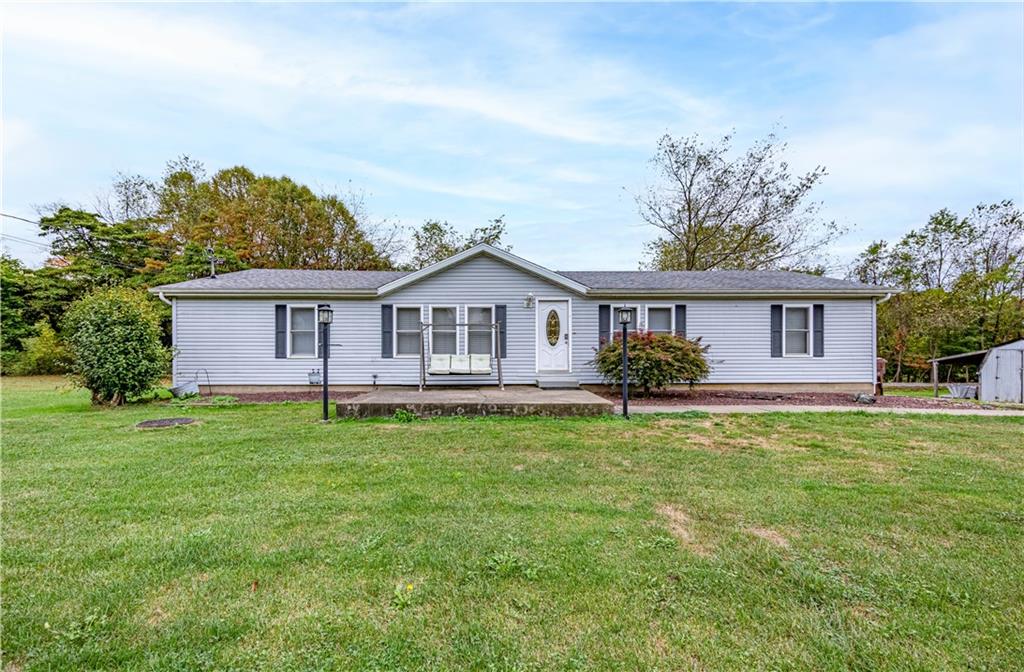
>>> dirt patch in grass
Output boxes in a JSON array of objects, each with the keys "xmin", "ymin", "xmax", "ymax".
[
  {"xmin": 747, "ymin": 526, "xmax": 790, "ymax": 548},
  {"xmin": 657, "ymin": 504, "xmax": 710, "ymax": 556}
]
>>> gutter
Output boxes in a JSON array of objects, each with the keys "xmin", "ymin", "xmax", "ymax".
[{"xmin": 156, "ymin": 291, "xmax": 173, "ymax": 306}]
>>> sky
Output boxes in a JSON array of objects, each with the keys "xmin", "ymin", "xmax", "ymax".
[{"xmin": 2, "ymin": 2, "xmax": 1022, "ymax": 272}]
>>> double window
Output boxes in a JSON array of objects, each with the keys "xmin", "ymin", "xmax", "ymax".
[
  {"xmin": 783, "ymin": 305, "xmax": 811, "ymax": 356},
  {"xmin": 288, "ymin": 305, "xmax": 318, "ymax": 357},
  {"xmin": 393, "ymin": 304, "xmax": 495, "ymax": 356}
]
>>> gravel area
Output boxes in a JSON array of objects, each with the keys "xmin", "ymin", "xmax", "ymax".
[{"xmin": 591, "ymin": 388, "xmax": 1011, "ymax": 410}]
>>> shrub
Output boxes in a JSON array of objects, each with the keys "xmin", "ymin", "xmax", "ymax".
[
  {"xmin": 593, "ymin": 331, "xmax": 710, "ymax": 396},
  {"xmin": 9, "ymin": 320, "xmax": 72, "ymax": 375},
  {"xmin": 62, "ymin": 287, "xmax": 170, "ymax": 405}
]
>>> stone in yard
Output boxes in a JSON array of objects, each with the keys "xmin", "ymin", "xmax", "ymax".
[{"xmin": 853, "ymin": 393, "xmax": 877, "ymax": 404}]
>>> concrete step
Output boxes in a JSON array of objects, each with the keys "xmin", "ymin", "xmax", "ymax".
[{"xmin": 536, "ymin": 376, "xmax": 580, "ymax": 390}]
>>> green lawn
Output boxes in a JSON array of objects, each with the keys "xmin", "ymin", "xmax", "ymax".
[{"xmin": 3, "ymin": 377, "xmax": 1023, "ymax": 671}]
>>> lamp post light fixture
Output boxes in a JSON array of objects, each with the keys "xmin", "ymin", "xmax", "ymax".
[
  {"xmin": 617, "ymin": 306, "xmax": 634, "ymax": 419},
  {"xmin": 318, "ymin": 304, "xmax": 333, "ymax": 422}
]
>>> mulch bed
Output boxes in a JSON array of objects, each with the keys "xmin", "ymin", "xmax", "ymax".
[{"xmin": 591, "ymin": 388, "xmax": 992, "ymax": 410}]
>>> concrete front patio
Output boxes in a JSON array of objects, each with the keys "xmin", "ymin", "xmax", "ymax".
[{"xmin": 338, "ymin": 387, "xmax": 613, "ymax": 418}]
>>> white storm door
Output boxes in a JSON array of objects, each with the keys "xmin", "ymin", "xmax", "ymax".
[{"xmin": 537, "ymin": 300, "xmax": 570, "ymax": 372}]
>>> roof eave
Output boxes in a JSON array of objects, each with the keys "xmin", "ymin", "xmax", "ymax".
[
  {"xmin": 148, "ymin": 287, "xmax": 379, "ymax": 298},
  {"xmin": 585, "ymin": 288, "xmax": 895, "ymax": 298}
]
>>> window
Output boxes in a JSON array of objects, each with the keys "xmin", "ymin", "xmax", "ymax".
[
  {"xmin": 395, "ymin": 306, "xmax": 421, "ymax": 356},
  {"xmin": 430, "ymin": 306, "xmax": 457, "ymax": 355},
  {"xmin": 784, "ymin": 306, "xmax": 811, "ymax": 356},
  {"xmin": 646, "ymin": 306, "xmax": 673, "ymax": 335},
  {"xmin": 467, "ymin": 305, "xmax": 493, "ymax": 355},
  {"xmin": 288, "ymin": 306, "xmax": 317, "ymax": 357}
]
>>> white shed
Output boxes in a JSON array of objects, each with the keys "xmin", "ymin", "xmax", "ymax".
[{"xmin": 979, "ymin": 339, "xmax": 1024, "ymax": 403}]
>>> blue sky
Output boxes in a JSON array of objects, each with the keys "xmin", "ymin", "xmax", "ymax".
[{"xmin": 2, "ymin": 2, "xmax": 1022, "ymax": 271}]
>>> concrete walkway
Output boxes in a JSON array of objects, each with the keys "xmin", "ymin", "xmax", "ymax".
[{"xmin": 617, "ymin": 404, "xmax": 1024, "ymax": 417}]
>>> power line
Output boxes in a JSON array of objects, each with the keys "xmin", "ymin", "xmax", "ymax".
[
  {"xmin": 0, "ymin": 212, "xmax": 42, "ymax": 226},
  {"xmin": 0, "ymin": 233, "xmax": 50, "ymax": 250}
]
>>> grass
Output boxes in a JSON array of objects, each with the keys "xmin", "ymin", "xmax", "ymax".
[{"xmin": 3, "ymin": 376, "xmax": 1024, "ymax": 671}]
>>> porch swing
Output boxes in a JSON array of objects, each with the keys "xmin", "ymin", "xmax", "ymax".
[{"xmin": 417, "ymin": 321, "xmax": 504, "ymax": 391}]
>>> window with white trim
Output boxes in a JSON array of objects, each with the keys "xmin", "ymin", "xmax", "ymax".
[
  {"xmin": 467, "ymin": 306, "xmax": 493, "ymax": 355},
  {"xmin": 288, "ymin": 306, "xmax": 317, "ymax": 357},
  {"xmin": 430, "ymin": 306, "xmax": 457, "ymax": 355},
  {"xmin": 783, "ymin": 306, "xmax": 811, "ymax": 356},
  {"xmin": 395, "ymin": 306, "xmax": 421, "ymax": 356},
  {"xmin": 646, "ymin": 306, "xmax": 673, "ymax": 335}
]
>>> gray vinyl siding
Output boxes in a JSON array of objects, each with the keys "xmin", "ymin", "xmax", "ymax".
[{"xmin": 172, "ymin": 255, "xmax": 876, "ymax": 386}]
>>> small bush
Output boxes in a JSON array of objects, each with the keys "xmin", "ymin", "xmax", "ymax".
[
  {"xmin": 593, "ymin": 331, "xmax": 710, "ymax": 396},
  {"xmin": 63, "ymin": 287, "xmax": 171, "ymax": 405},
  {"xmin": 10, "ymin": 320, "xmax": 72, "ymax": 375},
  {"xmin": 392, "ymin": 408, "xmax": 418, "ymax": 423}
]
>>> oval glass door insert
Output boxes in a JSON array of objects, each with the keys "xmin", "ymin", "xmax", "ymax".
[{"xmin": 546, "ymin": 309, "xmax": 560, "ymax": 346}]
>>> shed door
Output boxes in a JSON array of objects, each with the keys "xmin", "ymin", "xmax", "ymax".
[
  {"xmin": 990, "ymin": 349, "xmax": 1024, "ymax": 403},
  {"xmin": 537, "ymin": 300, "xmax": 570, "ymax": 373}
]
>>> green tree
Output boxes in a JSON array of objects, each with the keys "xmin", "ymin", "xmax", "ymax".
[
  {"xmin": 63, "ymin": 287, "xmax": 170, "ymax": 405},
  {"xmin": 408, "ymin": 216, "xmax": 508, "ymax": 269},
  {"xmin": 1, "ymin": 255, "xmax": 34, "ymax": 371},
  {"xmin": 638, "ymin": 132, "xmax": 842, "ymax": 271}
]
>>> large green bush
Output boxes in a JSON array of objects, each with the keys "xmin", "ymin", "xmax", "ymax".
[
  {"xmin": 63, "ymin": 288, "xmax": 170, "ymax": 405},
  {"xmin": 593, "ymin": 331, "xmax": 710, "ymax": 396},
  {"xmin": 10, "ymin": 320, "xmax": 72, "ymax": 375}
]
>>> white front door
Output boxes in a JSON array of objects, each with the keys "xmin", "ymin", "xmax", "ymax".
[{"xmin": 537, "ymin": 300, "xmax": 570, "ymax": 372}]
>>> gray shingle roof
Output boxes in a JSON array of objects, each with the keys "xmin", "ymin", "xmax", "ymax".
[
  {"xmin": 153, "ymin": 269, "xmax": 409, "ymax": 291},
  {"xmin": 557, "ymin": 270, "xmax": 882, "ymax": 292}
]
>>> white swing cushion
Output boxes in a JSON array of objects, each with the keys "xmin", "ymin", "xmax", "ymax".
[
  {"xmin": 427, "ymin": 354, "xmax": 451, "ymax": 375},
  {"xmin": 469, "ymin": 354, "xmax": 491, "ymax": 374},
  {"xmin": 450, "ymin": 354, "xmax": 472, "ymax": 375}
]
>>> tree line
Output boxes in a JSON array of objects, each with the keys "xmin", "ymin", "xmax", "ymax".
[
  {"xmin": 1, "ymin": 157, "xmax": 508, "ymax": 371},
  {"xmin": 3, "ymin": 136, "xmax": 1021, "ymax": 382}
]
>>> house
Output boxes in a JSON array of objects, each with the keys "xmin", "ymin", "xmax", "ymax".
[{"xmin": 150, "ymin": 243, "xmax": 892, "ymax": 393}]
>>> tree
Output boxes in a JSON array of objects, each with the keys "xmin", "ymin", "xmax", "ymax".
[
  {"xmin": 593, "ymin": 332, "xmax": 710, "ymax": 396},
  {"xmin": 408, "ymin": 216, "xmax": 508, "ymax": 269},
  {"xmin": 62, "ymin": 288, "xmax": 170, "ymax": 405},
  {"xmin": 637, "ymin": 132, "xmax": 842, "ymax": 271},
  {"xmin": 850, "ymin": 201, "xmax": 1024, "ymax": 381},
  {"xmin": 1, "ymin": 255, "xmax": 34, "ymax": 368}
]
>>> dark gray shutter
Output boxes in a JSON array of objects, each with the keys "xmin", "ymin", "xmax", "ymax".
[
  {"xmin": 770, "ymin": 304, "xmax": 783, "ymax": 358},
  {"xmin": 381, "ymin": 305, "xmax": 393, "ymax": 358},
  {"xmin": 598, "ymin": 304, "xmax": 611, "ymax": 347},
  {"xmin": 674, "ymin": 304, "xmax": 686, "ymax": 338},
  {"xmin": 495, "ymin": 304, "xmax": 507, "ymax": 358},
  {"xmin": 275, "ymin": 305, "xmax": 287, "ymax": 358},
  {"xmin": 813, "ymin": 304, "xmax": 824, "ymax": 358}
]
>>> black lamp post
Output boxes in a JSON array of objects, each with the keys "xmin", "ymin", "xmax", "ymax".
[
  {"xmin": 617, "ymin": 306, "xmax": 633, "ymax": 419},
  {"xmin": 318, "ymin": 304, "xmax": 333, "ymax": 422}
]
